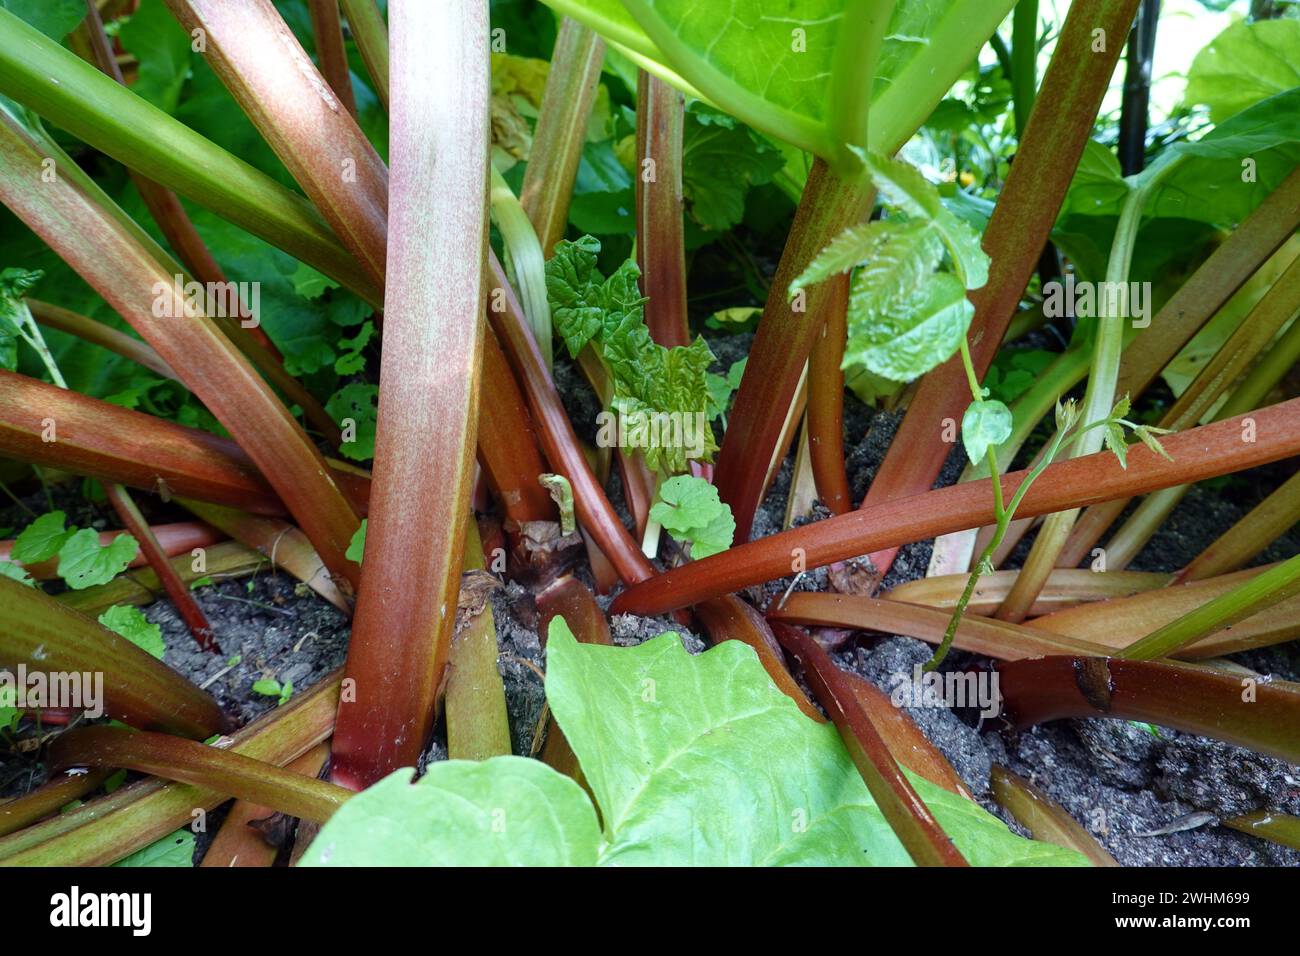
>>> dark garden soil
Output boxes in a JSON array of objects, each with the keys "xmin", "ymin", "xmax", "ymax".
[{"xmin": 1, "ymin": 349, "xmax": 1297, "ymax": 867}]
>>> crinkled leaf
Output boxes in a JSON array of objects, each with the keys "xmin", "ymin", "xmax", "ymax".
[
  {"xmin": 302, "ymin": 757, "xmax": 601, "ymax": 866},
  {"xmin": 1185, "ymin": 19, "xmax": 1300, "ymax": 124},
  {"xmin": 649, "ymin": 474, "xmax": 735, "ymax": 559},
  {"xmin": 98, "ymin": 605, "xmax": 165, "ymax": 659},
  {"xmin": 961, "ymin": 399, "xmax": 1012, "ymax": 468},
  {"xmin": 1109, "ymin": 394, "xmax": 1132, "ymax": 423},
  {"xmin": 326, "ymin": 382, "xmax": 378, "ymax": 462},
  {"xmin": 548, "ymin": 625, "xmax": 1089, "ymax": 866},
  {"xmin": 57, "ymin": 529, "xmax": 140, "ymax": 590},
  {"xmin": 845, "ymin": 272, "xmax": 972, "ymax": 382},
  {"xmin": 545, "ymin": 236, "xmax": 606, "ymax": 358},
  {"xmin": 11, "ymin": 510, "xmax": 71, "ymax": 563},
  {"xmin": 0, "ymin": 266, "xmax": 40, "ymax": 370}
]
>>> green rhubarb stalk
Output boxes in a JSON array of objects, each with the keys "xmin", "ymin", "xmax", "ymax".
[
  {"xmin": 340, "ymin": 0, "xmax": 389, "ymax": 109},
  {"xmin": 1120, "ymin": 553, "xmax": 1300, "ymax": 661},
  {"xmin": 445, "ymin": 519, "xmax": 511, "ymax": 761},
  {"xmin": 491, "ymin": 167, "xmax": 553, "ymax": 368},
  {"xmin": 0, "ymin": 7, "xmax": 379, "ymax": 304},
  {"xmin": 996, "ymin": 182, "xmax": 1148, "ymax": 621}
]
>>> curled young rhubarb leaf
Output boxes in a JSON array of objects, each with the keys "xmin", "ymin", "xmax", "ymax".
[{"xmin": 546, "ymin": 236, "xmax": 718, "ymax": 474}]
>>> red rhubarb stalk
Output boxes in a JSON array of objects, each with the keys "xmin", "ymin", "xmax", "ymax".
[
  {"xmin": 774, "ymin": 623, "xmax": 969, "ymax": 867},
  {"xmin": 851, "ymin": 0, "xmax": 1143, "ymax": 580},
  {"xmin": 612, "ymin": 398, "xmax": 1300, "ymax": 616},
  {"xmin": 330, "ymin": 0, "xmax": 491, "ymax": 789}
]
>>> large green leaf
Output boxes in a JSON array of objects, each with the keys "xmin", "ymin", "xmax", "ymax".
[
  {"xmin": 1185, "ymin": 19, "xmax": 1300, "ymax": 124},
  {"xmin": 302, "ymin": 625, "xmax": 1087, "ymax": 866},
  {"xmin": 1060, "ymin": 89, "xmax": 1300, "ymax": 230},
  {"xmin": 0, "ymin": 0, "xmax": 83, "ymax": 40},
  {"xmin": 302, "ymin": 757, "xmax": 601, "ymax": 866},
  {"xmin": 549, "ymin": 627, "xmax": 1086, "ymax": 865},
  {"xmin": 542, "ymin": 0, "xmax": 1016, "ymax": 161}
]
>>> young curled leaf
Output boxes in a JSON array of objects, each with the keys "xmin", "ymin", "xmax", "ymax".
[
  {"xmin": 539, "ymin": 474, "xmax": 576, "ymax": 536},
  {"xmin": 545, "ymin": 236, "xmax": 605, "ymax": 358},
  {"xmin": 961, "ymin": 399, "xmax": 1013, "ymax": 467}
]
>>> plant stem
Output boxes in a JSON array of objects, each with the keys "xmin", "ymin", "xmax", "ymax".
[
  {"xmin": 47, "ymin": 726, "xmax": 351, "ymax": 825},
  {"xmin": 106, "ymin": 484, "xmax": 217, "ymax": 651},
  {"xmin": 1182, "ymin": 469, "xmax": 1300, "ymax": 582},
  {"xmin": 635, "ymin": 71, "xmax": 690, "ymax": 349},
  {"xmin": 1117, "ymin": 0, "xmax": 1159, "ymax": 176},
  {"xmin": 1009, "ymin": 0, "xmax": 1038, "ymax": 137},
  {"xmin": 307, "ymin": 0, "xmax": 359, "ymax": 117},
  {"xmin": 806, "ymin": 273, "xmax": 851, "ymax": 514},
  {"xmin": 445, "ymin": 519, "xmax": 511, "ymax": 761},
  {"xmin": 490, "ymin": 167, "xmax": 553, "ymax": 368},
  {"xmin": 996, "ymin": 182, "xmax": 1146, "ymax": 622},
  {"xmin": 1121, "ymin": 553, "xmax": 1300, "ymax": 661},
  {"xmin": 330, "ymin": 0, "xmax": 490, "ymax": 789},
  {"xmin": 610, "ymin": 397, "xmax": 1300, "ymax": 617},
  {"xmin": 0, "ymin": 576, "xmax": 228, "ymax": 737},
  {"xmin": 712, "ymin": 159, "xmax": 873, "ymax": 544},
  {"xmin": 996, "ymin": 656, "xmax": 1300, "ymax": 765},
  {"xmin": 991, "ymin": 766, "xmax": 1118, "ymax": 866},
  {"xmin": 520, "ymin": 18, "xmax": 605, "ymax": 257},
  {"xmin": 339, "ymin": 0, "xmax": 389, "ymax": 109}
]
